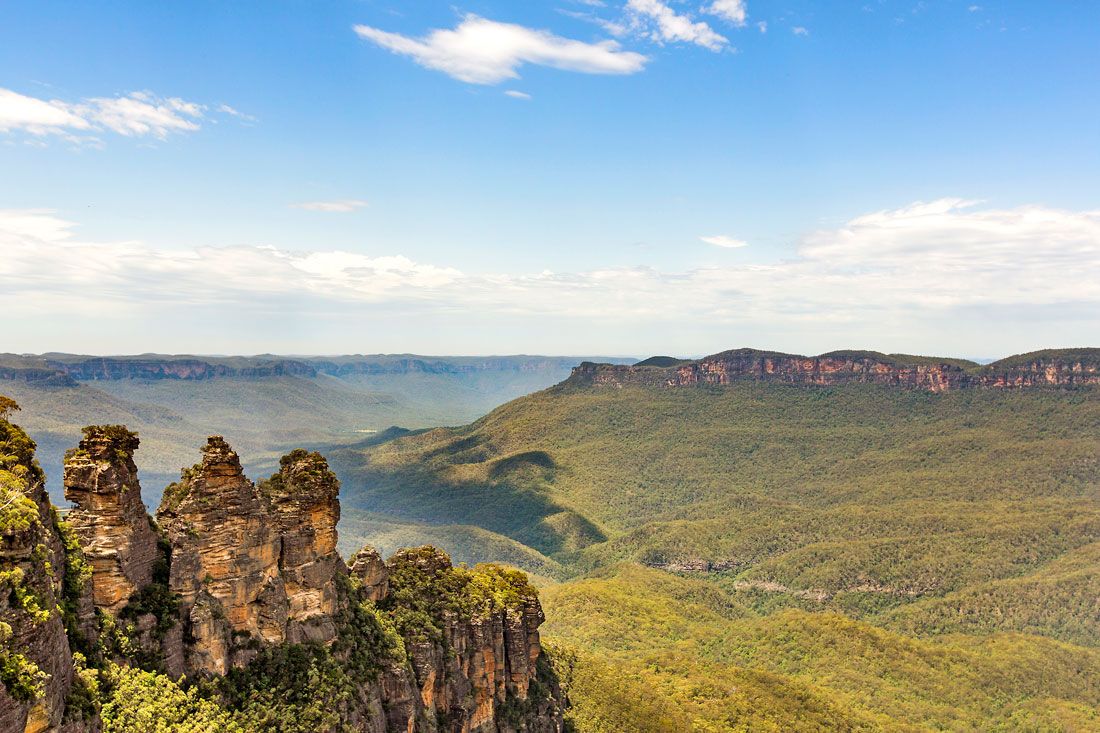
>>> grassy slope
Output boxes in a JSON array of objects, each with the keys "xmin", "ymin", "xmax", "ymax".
[{"xmin": 332, "ymin": 381, "xmax": 1100, "ymax": 730}]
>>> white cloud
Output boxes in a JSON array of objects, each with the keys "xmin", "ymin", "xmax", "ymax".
[
  {"xmin": 504, "ymin": 90, "xmax": 533, "ymax": 100},
  {"xmin": 0, "ymin": 88, "xmax": 89, "ymax": 135},
  {"xmin": 624, "ymin": 0, "xmax": 728, "ymax": 50},
  {"xmin": 353, "ymin": 15, "xmax": 647, "ymax": 84},
  {"xmin": 218, "ymin": 104, "xmax": 257, "ymax": 123},
  {"xmin": 77, "ymin": 93, "xmax": 203, "ymax": 137},
  {"xmin": 4, "ymin": 200, "xmax": 1100, "ymax": 349},
  {"xmin": 706, "ymin": 0, "xmax": 748, "ymax": 27},
  {"xmin": 757, "ymin": 21, "xmax": 768, "ymax": 33},
  {"xmin": 0, "ymin": 87, "xmax": 206, "ymax": 141},
  {"xmin": 792, "ymin": 26, "xmax": 809, "ymax": 36},
  {"xmin": 291, "ymin": 200, "xmax": 369, "ymax": 213},
  {"xmin": 701, "ymin": 234, "xmax": 749, "ymax": 248}
]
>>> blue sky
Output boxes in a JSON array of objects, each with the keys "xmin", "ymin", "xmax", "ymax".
[{"xmin": 1, "ymin": 1, "xmax": 1098, "ymax": 357}]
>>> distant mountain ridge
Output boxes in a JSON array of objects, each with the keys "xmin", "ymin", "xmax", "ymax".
[
  {"xmin": 0, "ymin": 353, "xmax": 633, "ymax": 384},
  {"xmin": 573, "ymin": 347, "xmax": 1100, "ymax": 392}
]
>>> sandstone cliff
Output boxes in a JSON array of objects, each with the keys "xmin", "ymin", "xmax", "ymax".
[
  {"xmin": 63, "ymin": 427, "xmax": 158, "ymax": 616},
  {"xmin": 156, "ymin": 437, "xmax": 291, "ymax": 676},
  {"xmin": 1, "ymin": 401, "xmax": 562, "ymax": 733},
  {"xmin": 568, "ymin": 347, "xmax": 1100, "ymax": 393}
]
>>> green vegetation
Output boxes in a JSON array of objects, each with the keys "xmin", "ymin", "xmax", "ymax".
[
  {"xmin": 334, "ymin": 380, "xmax": 1100, "ymax": 731},
  {"xmin": 100, "ymin": 664, "xmax": 244, "ymax": 733},
  {"xmin": 379, "ymin": 546, "xmax": 538, "ymax": 642},
  {"xmin": 633, "ymin": 356, "xmax": 691, "ymax": 367},
  {"xmin": 55, "ymin": 511, "xmax": 94, "ymax": 653},
  {"xmin": 0, "ymin": 400, "xmax": 54, "ymax": 704}
]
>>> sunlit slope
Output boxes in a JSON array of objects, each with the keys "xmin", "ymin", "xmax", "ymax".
[
  {"xmin": 541, "ymin": 565, "xmax": 1100, "ymax": 732},
  {"xmin": 332, "ymin": 379, "xmax": 1100, "ymax": 729},
  {"xmin": 334, "ymin": 382, "xmax": 1100, "ymax": 591},
  {"xmin": 1, "ymin": 356, "xmax": 603, "ymax": 504}
]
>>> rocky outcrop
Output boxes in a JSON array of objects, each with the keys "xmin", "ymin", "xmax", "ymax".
[
  {"xmin": 63, "ymin": 427, "xmax": 158, "ymax": 615},
  {"xmin": 348, "ymin": 545, "xmax": 389, "ymax": 603},
  {"xmin": 263, "ymin": 449, "xmax": 345, "ymax": 644},
  {"xmin": 379, "ymin": 547, "xmax": 561, "ymax": 733},
  {"xmin": 156, "ymin": 437, "xmax": 290, "ymax": 675},
  {"xmin": 569, "ymin": 348, "xmax": 1100, "ymax": 393},
  {"xmin": 2, "ymin": 405, "xmax": 563, "ymax": 733}
]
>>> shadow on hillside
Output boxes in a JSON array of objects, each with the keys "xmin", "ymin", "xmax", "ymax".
[{"xmin": 329, "ymin": 444, "xmax": 603, "ymax": 558}]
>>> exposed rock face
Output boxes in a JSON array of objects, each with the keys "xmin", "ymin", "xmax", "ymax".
[
  {"xmin": 2, "ymin": 414, "xmax": 563, "ymax": 733},
  {"xmin": 263, "ymin": 449, "xmax": 345, "ymax": 644},
  {"xmin": 380, "ymin": 547, "xmax": 562, "ymax": 733},
  {"xmin": 348, "ymin": 545, "xmax": 389, "ymax": 603},
  {"xmin": 156, "ymin": 437, "xmax": 289, "ymax": 675},
  {"xmin": 63, "ymin": 427, "xmax": 158, "ymax": 615},
  {"xmin": 569, "ymin": 348, "xmax": 1100, "ymax": 393}
]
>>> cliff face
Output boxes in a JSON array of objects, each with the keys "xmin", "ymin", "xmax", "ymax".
[
  {"xmin": 155, "ymin": 437, "xmax": 324, "ymax": 675},
  {"xmin": 1, "ymin": 403, "xmax": 562, "ymax": 733},
  {"xmin": 378, "ymin": 548, "xmax": 559, "ymax": 733},
  {"xmin": 569, "ymin": 348, "xmax": 1100, "ymax": 393},
  {"xmin": 264, "ymin": 449, "xmax": 345, "ymax": 645},
  {"xmin": 63, "ymin": 427, "xmax": 158, "ymax": 615}
]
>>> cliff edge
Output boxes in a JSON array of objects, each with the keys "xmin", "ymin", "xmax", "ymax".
[{"xmin": 0, "ymin": 398, "xmax": 563, "ymax": 733}]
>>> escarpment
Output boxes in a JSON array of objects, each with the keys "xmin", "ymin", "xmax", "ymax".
[
  {"xmin": 0, "ymin": 401, "xmax": 563, "ymax": 733},
  {"xmin": 569, "ymin": 347, "xmax": 1100, "ymax": 393}
]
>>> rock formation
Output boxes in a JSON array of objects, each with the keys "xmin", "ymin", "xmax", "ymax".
[
  {"xmin": 569, "ymin": 348, "xmax": 1100, "ymax": 393},
  {"xmin": 1, "ymin": 399, "xmax": 564, "ymax": 733},
  {"xmin": 263, "ymin": 449, "xmax": 345, "ymax": 645},
  {"xmin": 63, "ymin": 427, "xmax": 158, "ymax": 615},
  {"xmin": 380, "ymin": 548, "xmax": 558, "ymax": 733},
  {"xmin": 348, "ymin": 545, "xmax": 389, "ymax": 603},
  {"xmin": 155, "ymin": 437, "xmax": 292, "ymax": 675}
]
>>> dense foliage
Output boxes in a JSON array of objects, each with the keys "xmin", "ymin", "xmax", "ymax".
[
  {"xmin": 380, "ymin": 546, "xmax": 539, "ymax": 642},
  {"xmin": 335, "ymin": 381, "xmax": 1100, "ymax": 731}
]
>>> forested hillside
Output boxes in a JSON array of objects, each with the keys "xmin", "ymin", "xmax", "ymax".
[
  {"xmin": 331, "ymin": 369, "xmax": 1100, "ymax": 730},
  {"xmin": 0, "ymin": 353, "xmax": 628, "ymax": 504}
]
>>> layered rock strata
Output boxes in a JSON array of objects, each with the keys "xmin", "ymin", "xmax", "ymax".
[
  {"xmin": 381, "ymin": 548, "xmax": 558, "ymax": 733},
  {"xmin": 62, "ymin": 427, "xmax": 158, "ymax": 615},
  {"xmin": 569, "ymin": 348, "xmax": 1100, "ymax": 393},
  {"xmin": 155, "ymin": 437, "xmax": 293, "ymax": 675},
  {"xmin": 1, "ymin": 412, "xmax": 563, "ymax": 732}
]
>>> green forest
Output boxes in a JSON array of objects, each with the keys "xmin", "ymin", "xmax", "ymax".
[{"xmin": 332, "ymin": 380, "xmax": 1100, "ymax": 731}]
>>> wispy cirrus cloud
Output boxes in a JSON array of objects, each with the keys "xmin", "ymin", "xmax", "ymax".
[
  {"xmin": 0, "ymin": 87, "xmax": 250, "ymax": 144},
  {"xmin": 354, "ymin": 15, "xmax": 647, "ymax": 84},
  {"xmin": 291, "ymin": 200, "xmax": 369, "ymax": 213}
]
